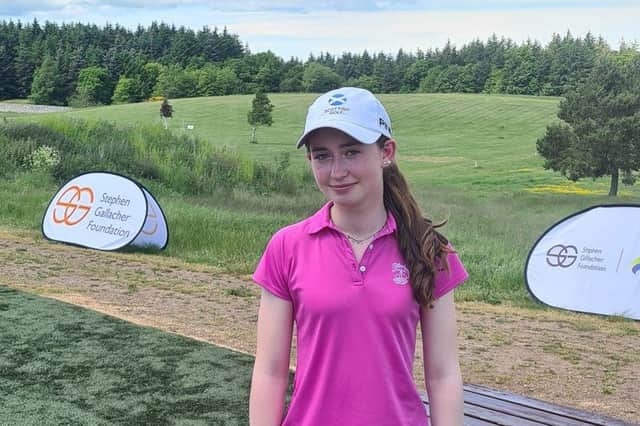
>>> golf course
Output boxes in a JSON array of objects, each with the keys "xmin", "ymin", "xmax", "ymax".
[{"xmin": 1, "ymin": 93, "xmax": 639, "ymax": 423}]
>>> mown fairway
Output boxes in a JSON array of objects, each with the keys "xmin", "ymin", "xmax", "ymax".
[
  {"xmin": 0, "ymin": 286, "xmax": 254, "ymax": 424},
  {"xmin": 19, "ymin": 93, "xmax": 566, "ymax": 190},
  {"xmin": 3, "ymin": 93, "xmax": 639, "ymax": 305},
  {"xmin": 19, "ymin": 92, "xmax": 630, "ymax": 194}
]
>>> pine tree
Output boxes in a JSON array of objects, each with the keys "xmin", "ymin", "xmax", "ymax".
[
  {"xmin": 536, "ymin": 55, "xmax": 640, "ymax": 196},
  {"xmin": 28, "ymin": 54, "xmax": 63, "ymax": 105},
  {"xmin": 13, "ymin": 33, "xmax": 39, "ymax": 98},
  {"xmin": 247, "ymin": 90, "xmax": 273, "ymax": 144},
  {"xmin": 0, "ymin": 45, "xmax": 17, "ymax": 99},
  {"xmin": 159, "ymin": 98, "xmax": 173, "ymax": 129}
]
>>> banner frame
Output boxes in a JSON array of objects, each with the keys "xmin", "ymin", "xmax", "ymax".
[
  {"xmin": 41, "ymin": 170, "xmax": 157, "ymax": 251},
  {"xmin": 134, "ymin": 181, "xmax": 170, "ymax": 250},
  {"xmin": 524, "ymin": 202, "xmax": 640, "ymax": 320}
]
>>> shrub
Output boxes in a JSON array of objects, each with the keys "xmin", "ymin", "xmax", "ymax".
[
  {"xmin": 112, "ymin": 77, "xmax": 141, "ymax": 104},
  {"xmin": 26, "ymin": 145, "xmax": 60, "ymax": 172},
  {"xmin": 302, "ymin": 63, "xmax": 342, "ymax": 92}
]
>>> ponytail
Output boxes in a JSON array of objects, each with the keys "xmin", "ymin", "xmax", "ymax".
[{"xmin": 378, "ymin": 137, "xmax": 451, "ymax": 307}]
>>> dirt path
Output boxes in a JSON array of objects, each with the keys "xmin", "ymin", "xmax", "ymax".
[
  {"xmin": 1, "ymin": 228, "xmax": 638, "ymax": 423},
  {"xmin": 0, "ymin": 103, "xmax": 71, "ymax": 113}
]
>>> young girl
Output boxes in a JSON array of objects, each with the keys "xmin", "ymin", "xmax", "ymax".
[{"xmin": 249, "ymin": 87, "xmax": 468, "ymax": 426}]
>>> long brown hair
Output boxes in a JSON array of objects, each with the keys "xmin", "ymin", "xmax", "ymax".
[{"xmin": 378, "ymin": 136, "xmax": 451, "ymax": 307}]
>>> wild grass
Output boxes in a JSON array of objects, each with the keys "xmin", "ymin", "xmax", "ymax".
[{"xmin": 0, "ymin": 118, "xmax": 307, "ymax": 196}]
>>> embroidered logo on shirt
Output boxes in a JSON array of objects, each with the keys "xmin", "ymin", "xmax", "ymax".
[{"xmin": 392, "ymin": 263, "xmax": 409, "ymax": 285}]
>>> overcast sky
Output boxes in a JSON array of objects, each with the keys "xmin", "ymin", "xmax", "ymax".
[{"xmin": 1, "ymin": 1, "xmax": 638, "ymax": 59}]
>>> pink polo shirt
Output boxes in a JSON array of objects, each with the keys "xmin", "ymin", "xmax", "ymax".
[{"xmin": 253, "ymin": 202, "xmax": 468, "ymax": 426}]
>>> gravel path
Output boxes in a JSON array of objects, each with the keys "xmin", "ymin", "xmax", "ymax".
[{"xmin": 0, "ymin": 103, "xmax": 71, "ymax": 113}]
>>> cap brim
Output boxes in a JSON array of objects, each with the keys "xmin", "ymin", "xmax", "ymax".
[{"xmin": 296, "ymin": 121, "xmax": 381, "ymax": 149}]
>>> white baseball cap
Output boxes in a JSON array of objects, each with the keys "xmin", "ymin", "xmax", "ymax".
[{"xmin": 296, "ymin": 87, "xmax": 392, "ymax": 148}]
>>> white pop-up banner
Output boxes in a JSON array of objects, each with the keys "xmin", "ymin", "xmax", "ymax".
[
  {"xmin": 42, "ymin": 172, "xmax": 168, "ymax": 251},
  {"xmin": 131, "ymin": 188, "xmax": 169, "ymax": 250},
  {"xmin": 525, "ymin": 204, "xmax": 640, "ymax": 320}
]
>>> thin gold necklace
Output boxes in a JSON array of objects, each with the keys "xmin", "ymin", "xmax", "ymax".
[{"xmin": 342, "ymin": 224, "xmax": 385, "ymax": 245}]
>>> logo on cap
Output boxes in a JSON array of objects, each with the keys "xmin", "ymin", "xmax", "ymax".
[
  {"xmin": 328, "ymin": 93, "xmax": 347, "ymax": 106},
  {"xmin": 379, "ymin": 117, "xmax": 391, "ymax": 133}
]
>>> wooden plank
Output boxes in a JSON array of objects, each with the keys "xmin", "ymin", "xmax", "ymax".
[
  {"xmin": 424, "ymin": 399, "xmax": 500, "ymax": 425},
  {"xmin": 462, "ymin": 389, "xmax": 593, "ymax": 426},
  {"xmin": 423, "ymin": 391, "xmax": 544, "ymax": 425},
  {"xmin": 463, "ymin": 403, "xmax": 550, "ymax": 426},
  {"xmin": 463, "ymin": 417, "xmax": 502, "ymax": 426},
  {"xmin": 422, "ymin": 387, "xmax": 636, "ymax": 426},
  {"xmin": 464, "ymin": 384, "xmax": 636, "ymax": 426}
]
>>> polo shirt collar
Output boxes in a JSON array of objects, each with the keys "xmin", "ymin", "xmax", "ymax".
[{"xmin": 306, "ymin": 201, "xmax": 397, "ymax": 237}]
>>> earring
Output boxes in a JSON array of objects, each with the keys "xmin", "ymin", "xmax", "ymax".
[{"xmin": 383, "ymin": 160, "xmax": 391, "ymax": 167}]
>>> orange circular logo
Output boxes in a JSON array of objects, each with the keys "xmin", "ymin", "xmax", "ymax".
[{"xmin": 53, "ymin": 185, "xmax": 95, "ymax": 226}]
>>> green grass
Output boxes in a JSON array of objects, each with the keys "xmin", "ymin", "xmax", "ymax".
[
  {"xmin": 5, "ymin": 94, "xmax": 564, "ymax": 190},
  {"xmin": 13, "ymin": 92, "xmax": 631, "ymax": 196},
  {"xmin": 0, "ymin": 98, "xmax": 30, "ymax": 104},
  {"xmin": 1, "ymin": 93, "xmax": 638, "ymax": 423},
  {"xmin": 2, "ymin": 93, "xmax": 639, "ymax": 306},
  {"xmin": 0, "ymin": 286, "xmax": 256, "ymax": 425}
]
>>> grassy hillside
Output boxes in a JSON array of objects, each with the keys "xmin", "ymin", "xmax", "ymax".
[
  {"xmin": 17, "ymin": 92, "xmax": 627, "ymax": 195},
  {"xmin": 8, "ymin": 94, "xmax": 555, "ymax": 186},
  {"xmin": 2, "ymin": 93, "xmax": 638, "ymax": 306}
]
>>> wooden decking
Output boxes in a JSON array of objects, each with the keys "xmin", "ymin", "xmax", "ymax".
[{"xmin": 421, "ymin": 384, "xmax": 636, "ymax": 425}]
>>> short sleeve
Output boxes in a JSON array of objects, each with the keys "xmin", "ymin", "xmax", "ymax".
[
  {"xmin": 253, "ymin": 229, "xmax": 292, "ymax": 301},
  {"xmin": 433, "ymin": 246, "xmax": 468, "ymax": 299}
]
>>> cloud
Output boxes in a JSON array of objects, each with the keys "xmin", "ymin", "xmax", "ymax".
[
  {"xmin": 4, "ymin": 0, "xmax": 637, "ymax": 16},
  {"xmin": 0, "ymin": 0, "xmax": 396, "ymax": 15},
  {"xmin": 0, "ymin": 0, "xmax": 63, "ymax": 15},
  {"xmin": 229, "ymin": 6, "xmax": 640, "ymax": 57}
]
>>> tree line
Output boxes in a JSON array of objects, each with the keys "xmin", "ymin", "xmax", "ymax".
[{"xmin": 0, "ymin": 19, "xmax": 638, "ymax": 106}]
